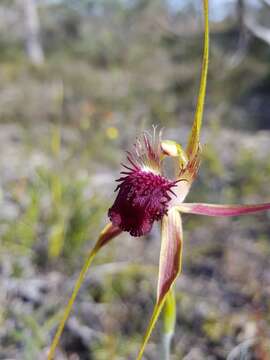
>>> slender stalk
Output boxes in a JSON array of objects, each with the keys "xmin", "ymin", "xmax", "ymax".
[
  {"xmin": 47, "ymin": 244, "xmax": 99, "ymax": 360},
  {"xmin": 162, "ymin": 288, "xmax": 176, "ymax": 360},
  {"xmin": 47, "ymin": 223, "xmax": 121, "ymax": 359},
  {"xmin": 136, "ymin": 299, "xmax": 166, "ymax": 360}
]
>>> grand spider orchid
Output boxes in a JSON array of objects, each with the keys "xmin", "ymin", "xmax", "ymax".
[{"xmin": 48, "ymin": 1, "xmax": 270, "ymax": 359}]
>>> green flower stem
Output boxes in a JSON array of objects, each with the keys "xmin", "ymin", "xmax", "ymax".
[{"xmin": 162, "ymin": 288, "xmax": 176, "ymax": 360}]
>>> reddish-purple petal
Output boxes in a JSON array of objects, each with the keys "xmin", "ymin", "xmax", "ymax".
[{"xmin": 176, "ymin": 203, "xmax": 270, "ymax": 217}]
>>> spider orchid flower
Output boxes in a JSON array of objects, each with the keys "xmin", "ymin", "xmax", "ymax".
[{"xmin": 47, "ymin": 1, "xmax": 270, "ymax": 359}]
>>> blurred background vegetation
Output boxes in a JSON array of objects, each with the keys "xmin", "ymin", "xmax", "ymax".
[{"xmin": 0, "ymin": 0, "xmax": 270, "ymax": 359}]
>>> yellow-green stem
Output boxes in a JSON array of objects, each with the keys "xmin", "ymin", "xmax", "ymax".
[
  {"xmin": 47, "ymin": 243, "xmax": 100, "ymax": 360},
  {"xmin": 136, "ymin": 298, "xmax": 166, "ymax": 360},
  {"xmin": 163, "ymin": 287, "xmax": 176, "ymax": 358}
]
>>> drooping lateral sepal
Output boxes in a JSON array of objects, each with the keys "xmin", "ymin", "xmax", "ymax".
[
  {"xmin": 136, "ymin": 209, "xmax": 183, "ymax": 360},
  {"xmin": 157, "ymin": 208, "xmax": 183, "ymax": 302}
]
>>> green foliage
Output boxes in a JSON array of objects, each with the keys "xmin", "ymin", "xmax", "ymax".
[
  {"xmin": 2, "ymin": 125, "xmax": 109, "ymax": 268},
  {"xmin": 3, "ymin": 172, "xmax": 106, "ymax": 262}
]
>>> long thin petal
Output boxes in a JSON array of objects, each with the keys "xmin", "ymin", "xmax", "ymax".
[
  {"xmin": 186, "ymin": 0, "xmax": 209, "ymax": 158},
  {"xmin": 175, "ymin": 202, "xmax": 270, "ymax": 217},
  {"xmin": 47, "ymin": 223, "xmax": 121, "ymax": 360},
  {"xmin": 136, "ymin": 209, "xmax": 183, "ymax": 360}
]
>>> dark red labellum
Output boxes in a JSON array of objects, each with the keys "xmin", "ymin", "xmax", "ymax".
[{"xmin": 108, "ymin": 169, "xmax": 176, "ymax": 237}]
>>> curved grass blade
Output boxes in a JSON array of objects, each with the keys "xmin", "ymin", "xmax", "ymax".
[
  {"xmin": 47, "ymin": 223, "xmax": 121, "ymax": 360},
  {"xmin": 175, "ymin": 202, "xmax": 270, "ymax": 217},
  {"xmin": 186, "ymin": 0, "xmax": 209, "ymax": 158},
  {"xmin": 136, "ymin": 209, "xmax": 183, "ymax": 360}
]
